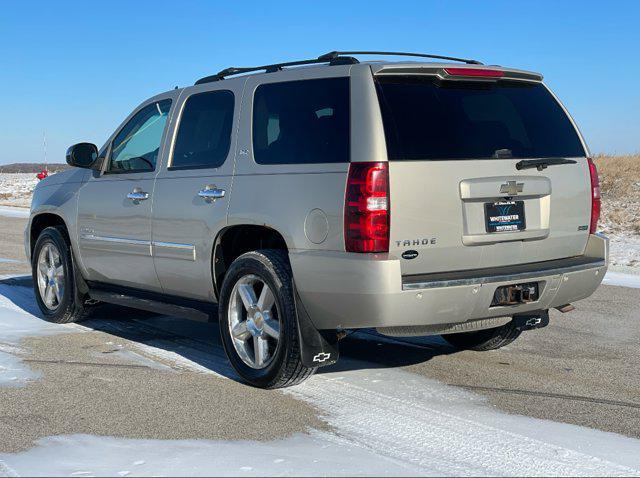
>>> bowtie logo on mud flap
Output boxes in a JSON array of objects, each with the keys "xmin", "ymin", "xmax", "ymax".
[{"xmin": 313, "ymin": 352, "xmax": 332, "ymax": 363}]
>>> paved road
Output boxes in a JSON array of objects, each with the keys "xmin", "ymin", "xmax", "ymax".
[
  {"xmin": 1, "ymin": 212, "xmax": 639, "ymax": 458},
  {"xmin": 0, "ymin": 215, "xmax": 30, "ymax": 276}
]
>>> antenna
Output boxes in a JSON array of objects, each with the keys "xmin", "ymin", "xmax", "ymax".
[{"xmin": 43, "ymin": 131, "xmax": 47, "ymax": 170}]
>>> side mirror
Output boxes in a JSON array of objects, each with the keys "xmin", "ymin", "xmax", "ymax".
[{"xmin": 66, "ymin": 143, "xmax": 100, "ymax": 169}]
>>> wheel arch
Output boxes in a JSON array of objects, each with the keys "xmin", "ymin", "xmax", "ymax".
[
  {"xmin": 212, "ymin": 224, "xmax": 288, "ymax": 298},
  {"xmin": 29, "ymin": 212, "xmax": 69, "ymax": 260}
]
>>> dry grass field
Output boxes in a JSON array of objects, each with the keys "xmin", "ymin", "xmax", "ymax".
[{"xmin": 594, "ymin": 154, "xmax": 640, "ymax": 235}]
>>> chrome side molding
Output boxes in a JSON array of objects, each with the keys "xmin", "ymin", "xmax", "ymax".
[
  {"xmin": 80, "ymin": 235, "xmax": 196, "ymax": 261},
  {"xmin": 152, "ymin": 241, "xmax": 196, "ymax": 261}
]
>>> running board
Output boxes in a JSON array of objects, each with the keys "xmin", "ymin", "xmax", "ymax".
[{"xmin": 88, "ymin": 289, "xmax": 213, "ymax": 322}]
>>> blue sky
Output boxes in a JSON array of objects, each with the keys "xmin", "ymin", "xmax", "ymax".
[{"xmin": 1, "ymin": 0, "xmax": 638, "ymax": 164}]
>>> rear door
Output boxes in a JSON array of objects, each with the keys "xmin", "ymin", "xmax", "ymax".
[
  {"xmin": 150, "ymin": 82, "xmax": 241, "ymax": 301},
  {"xmin": 374, "ymin": 71, "xmax": 591, "ymax": 275}
]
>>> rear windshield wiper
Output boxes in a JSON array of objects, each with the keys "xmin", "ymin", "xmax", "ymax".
[{"xmin": 515, "ymin": 158, "xmax": 577, "ymax": 171}]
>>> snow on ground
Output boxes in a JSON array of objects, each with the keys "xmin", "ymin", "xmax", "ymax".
[
  {"xmin": 607, "ymin": 233, "xmax": 640, "ymax": 270},
  {"xmin": 0, "ymin": 174, "xmax": 38, "ymax": 208},
  {"xmin": 0, "ymin": 343, "xmax": 40, "ymax": 388},
  {"xmin": 0, "ymin": 281, "xmax": 81, "ymax": 387},
  {"xmin": 602, "ymin": 271, "xmax": 640, "ymax": 288},
  {"xmin": 1, "ymin": 279, "xmax": 640, "ymax": 476},
  {"xmin": 0, "ymin": 434, "xmax": 418, "ymax": 478},
  {"xmin": 289, "ymin": 367, "xmax": 640, "ymax": 476},
  {"xmin": 0, "ymin": 206, "xmax": 30, "ymax": 218},
  {"xmin": 0, "ymin": 258, "xmax": 26, "ymax": 264}
]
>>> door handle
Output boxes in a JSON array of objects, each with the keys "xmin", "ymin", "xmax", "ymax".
[
  {"xmin": 198, "ymin": 186, "xmax": 226, "ymax": 203},
  {"xmin": 126, "ymin": 188, "xmax": 149, "ymax": 203}
]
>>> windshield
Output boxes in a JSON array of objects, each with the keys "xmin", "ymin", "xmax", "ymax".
[{"xmin": 375, "ymin": 76, "xmax": 585, "ymax": 160}]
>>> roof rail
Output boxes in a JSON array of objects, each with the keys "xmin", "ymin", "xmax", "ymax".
[
  {"xmin": 318, "ymin": 51, "xmax": 483, "ymax": 65},
  {"xmin": 194, "ymin": 50, "xmax": 482, "ymax": 85},
  {"xmin": 194, "ymin": 54, "xmax": 359, "ymax": 85}
]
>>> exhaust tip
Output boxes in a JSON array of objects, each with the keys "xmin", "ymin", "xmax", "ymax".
[{"xmin": 556, "ymin": 303, "xmax": 575, "ymax": 313}]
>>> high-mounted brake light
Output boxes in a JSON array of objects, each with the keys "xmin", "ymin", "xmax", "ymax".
[
  {"xmin": 344, "ymin": 162, "xmax": 390, "ymax": 253},
  {"xmin": 443, "ymin": 67, "xmax": 504, "ymax": 78},
  {"xmin": 588, "ymin": 157, "xmax": 601, "ymax": 234}
]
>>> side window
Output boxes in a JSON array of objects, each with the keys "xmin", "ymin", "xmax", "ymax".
[
  {"xmin": 171, "ymin": 90, "xmax": 235, "ymax": 170},
  {"xmin": 252, "ymin": 78, "xmax": 350, "ymax": 165},
  {"xmin": 108, "ymin": 99, "xmax": 172, "ymax": 173}
]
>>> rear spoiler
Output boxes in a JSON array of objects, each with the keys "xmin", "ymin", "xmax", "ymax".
[{"xmin": 372, "ymin": 64, "xmax": 543, "ymax": 82}]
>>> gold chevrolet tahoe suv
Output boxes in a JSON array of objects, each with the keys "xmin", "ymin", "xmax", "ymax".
[{"xmin": 26, "ymin": 51, "xmax": 607, "ymax": 388}]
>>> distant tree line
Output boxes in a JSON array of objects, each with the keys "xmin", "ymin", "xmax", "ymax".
[{"xmin": 0, "ymin": 163, "xmax": 70, "ymax": 173}]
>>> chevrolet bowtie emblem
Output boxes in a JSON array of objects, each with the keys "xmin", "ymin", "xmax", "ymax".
[
  {"xmin": 312, "ymin": 352, "xmax": 332, "ymax": 363},
  {"xmin": 500, "ymin": 180, "xmax": 524, "ymax": 196}
]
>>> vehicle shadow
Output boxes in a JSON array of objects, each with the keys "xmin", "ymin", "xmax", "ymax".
[{"xmin": 0, "ymin": 276, "xmax": 458, "ymax": 380}]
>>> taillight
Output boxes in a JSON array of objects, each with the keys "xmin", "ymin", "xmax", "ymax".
[
  {"xmin": 588, "ymin": 157, "xmax": 601, "ymax": 234},
  {"xmin": 344, "ymin": 162, "xmax": 390, "ymax": 253},
  {"xmin": 443, "ymin": 67, "xmax": 504, "ymax": 78}
]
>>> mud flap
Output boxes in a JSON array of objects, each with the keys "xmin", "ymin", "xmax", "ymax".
[
  {"xmin": 293, "ymin": 283, "xmax": 339, "ymax": 368},
  {"xmin": 513, "ymin": 309, "xmax": 550, "ymax": 331},
  {"xmin": 71, "ymin": 250, "xmax": 90, "ymax": 303}
]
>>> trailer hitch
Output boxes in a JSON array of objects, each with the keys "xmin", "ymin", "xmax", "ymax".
[{"xmin": 492, "ymin": 282, "xmax": 539, "ymax": 306}]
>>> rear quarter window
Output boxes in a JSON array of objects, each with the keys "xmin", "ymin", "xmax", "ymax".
[
  {"xmin": 376, "ymin": 76, "xmax": 585, "ymax": 160},
  {"xmin": 171, "ymin": 90, "xmax": 235, "ymax": 170},
  {"xmin": 252, "ymin": 78, "xmax": 350, "ymax": 165}
]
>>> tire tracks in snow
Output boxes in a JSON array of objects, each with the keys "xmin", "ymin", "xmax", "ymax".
[{"xmin": 290, "ymin": 368, "xmax": 640, "ymax": 476}]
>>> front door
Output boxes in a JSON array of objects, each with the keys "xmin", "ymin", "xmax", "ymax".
[
  {"xmin": 77, "ymin": 97, "xmax": 174, "ymax": 291},
  {"xmin": 151, "ymin": 83, "xmax": 242, "ymax": 301}
]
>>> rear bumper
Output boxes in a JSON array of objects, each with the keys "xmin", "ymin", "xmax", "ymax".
[{"xmin": 290, "ymin": 233, "xmax": 608, "ymax": 331}]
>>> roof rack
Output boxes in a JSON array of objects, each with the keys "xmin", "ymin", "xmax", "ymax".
[
  {"xmin": 318, "ymin": 51, "xmax": 483, "ymax": 65},
  {"xmin": 194, "ymin": 55, "xmax": 358, "ymax": 85},
  {"xmin": 194, "ymin": 50, "xmax": 482, "ymax": 85}
]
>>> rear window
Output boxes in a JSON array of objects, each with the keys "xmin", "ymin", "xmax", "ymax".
[
  {"xmin": 252, "ymin": 78, "xmax": 350, "ymax": 165},
  {"xmin": 376, "ymin": 76, "xmax": 585, "ymax": 160}
]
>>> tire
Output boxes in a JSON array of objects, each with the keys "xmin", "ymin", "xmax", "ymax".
[
  {"xmin": 32, "ymin": 226, "xmax": 94, "ymax": 324},
  {"xmin": 443, "ymin": 320, "xmax": 522, "ymax": 351},
  {"xmin": 218, "ymin": 249, "xmax": 316, "ymax": 389}
]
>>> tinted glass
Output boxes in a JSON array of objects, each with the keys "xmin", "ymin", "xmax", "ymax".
[
  {"xmin": 171, "ymin": 90, "xmax": 235, "ymax": 169},
  {"xmin": 253, "ymin": 78, "xmax": 349, "ymax": 165},
  {"xmin": 376, "ymin": 77, "xmax": 585, "ymax": 160},
  {"xmin": 109, "ymin": 99, "xmax": 172, "ymax": 172}
]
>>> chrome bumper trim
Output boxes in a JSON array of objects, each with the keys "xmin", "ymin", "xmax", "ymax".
[{"xmin": 402, "ymin": 259, "xmax": 606, "ymax": 290}]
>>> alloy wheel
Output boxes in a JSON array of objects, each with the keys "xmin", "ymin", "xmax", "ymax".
[
  {"xmin": 36, "ymin": 243, "xmax": 65, "ymax": 311},
  {"xmin": 227, "ymin": 274, "xmax": 281, "ymax": 369}
]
